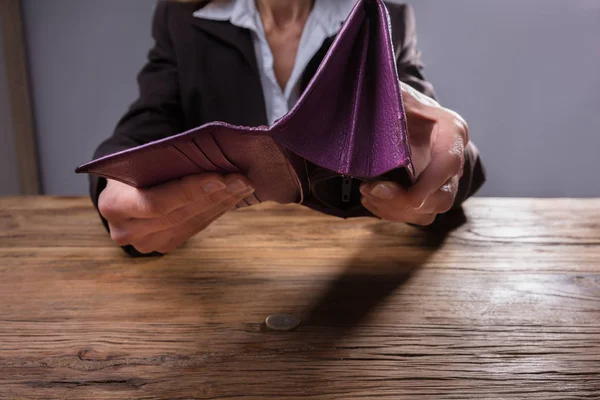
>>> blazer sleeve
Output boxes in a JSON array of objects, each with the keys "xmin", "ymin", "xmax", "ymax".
[
  {"xmin": 89, "ymin": 0, "xmax": 183, "ymax": 256},
  {"xmin": 390, "ymin": 4, "xmax": 486, "ymax": 208}
]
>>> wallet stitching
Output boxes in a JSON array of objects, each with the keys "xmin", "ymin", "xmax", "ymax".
[
  {"xmin": 178, "ymin": 139, "xmax": 221, "ymax": 172},
  {"xmin": 191, "ymin": 137, "xmax": 227, "ymax": 173},
  {"xmin": 208, "ymin": 130, "xmax": 242, "ymax": 172},
  {"xmin": 167, "ymin": 146, "xmax": 203, "ymax": 172},
  {"xmin": 170, "ymin": 144, "xmax": 205, "ymax": 173}
]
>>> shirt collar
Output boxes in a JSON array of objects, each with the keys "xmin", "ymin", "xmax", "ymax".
[{"xmin": 194, "ymin": 0, "xmax": 357, "ymax": 36}]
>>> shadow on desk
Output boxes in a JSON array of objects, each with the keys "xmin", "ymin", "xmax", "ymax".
[{"xmin": 301, "ymin": 208, "xmax": 466, "ymax": 336}]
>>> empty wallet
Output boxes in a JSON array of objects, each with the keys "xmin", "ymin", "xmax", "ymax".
[{"xmin": 75, "ymin": 0, "xmax": 414, "ymax": 219}]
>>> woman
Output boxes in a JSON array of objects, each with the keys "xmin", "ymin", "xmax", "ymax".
[{"xmin": 92, "ymin": 0, "xmax": 486, "ymax": 256}]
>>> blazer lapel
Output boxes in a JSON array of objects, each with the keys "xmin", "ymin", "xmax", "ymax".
[{"xmin": 191, "ymin": 17, "xmax": 260, "ymax": 77}]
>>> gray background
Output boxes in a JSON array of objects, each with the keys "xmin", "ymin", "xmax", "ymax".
[{"xmin": 1, "ymin": 0, "xmax": 599, "ymax": 196}]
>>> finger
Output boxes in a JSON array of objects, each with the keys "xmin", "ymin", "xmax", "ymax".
[
  {"xmin": 128, "ymin": 211, "xmax": 217, "ymax": 255},
  {"xmin": 100, "ymin": 174, "xmax": 227, "ymax": 220},
  {"xmin": 408, "ymin": 133, "xmax": 464, "ymax": 209},
  {"xmin": 361, "ymin": 186, "xmax": 424, "ymax": 221},
  {"xmin": 403, "ymin": 212, "xmax": 437, "ymax": 226},
  {"xmin": 105, "ymin": 175, "xmax": 227, "ymax": 244},
  {"xmin": 360, "ymin": 181, "xmax": 413, "ymax": 211},
  {"xmin": 133, "ymin": 205, "xmax": 231, "ymax": 255},
  {"xmin": 156, "ymin": 210, "xmax": 229, "ymax": 254},
  {"xmin": 165, "ymin": 186, "xmax": 253, "ymax": 232},
  {"xmin": 98, "ymin": 179, "xmax": 141, "ymax": 221},
  {"xmin": 361, "ymin": 194, "xmax": 385, "ymax": 217},
  {"xmin": 137, "ymin": 173, "xmax": 254, "ymax": 218},
  {"xmin": 416, "ymin": 176, "xmax": 459, "ymax": 214},
  {"xmin": 136, "ymin": 180, "xmax": 253, "ymax": 233},
  {"xmin": 107, "ymin": 220, "xmax": 151, "ymax": 247},
  {"xmin": 362, "ymin": 197, "xmax": 437, "ymax": 226},
  {"xmin": 112, "ymin": 184, "xmax": 254, "ymax": 245},
  {"xmin": 137, "ymin": 173, "xmax": 239, "ymax": 217},
  {"xmin": 162, "ymin": 183, "xmax": 253, "ymax": 227}
]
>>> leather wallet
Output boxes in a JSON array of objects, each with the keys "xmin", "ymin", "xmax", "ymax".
[{"xmin": 76, "ymin": 0, "xmax": 414, "ymax": 218}]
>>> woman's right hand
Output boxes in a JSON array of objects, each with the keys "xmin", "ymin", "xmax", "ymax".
[{"xmin": 98, "ymin": 174, "xmax": 255, "ymax": 254}]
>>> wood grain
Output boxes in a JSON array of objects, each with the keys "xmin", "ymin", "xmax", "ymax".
[
  {"xmin": 0, "ymin": 197, "xmax": 599, "ymax": 399},
  {"xmin": 0, "ymin": 0, "xmax": 40, "ymax": 194}
]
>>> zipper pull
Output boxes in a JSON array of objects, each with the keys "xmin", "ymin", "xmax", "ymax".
[{"xmin": 342, "ymin": 175, "xmax": 352, "ymax": 203}]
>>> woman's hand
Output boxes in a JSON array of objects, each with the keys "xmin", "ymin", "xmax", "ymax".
[
  {"xmin": 360, "ymin": 83, "xmax": 469, "ymax": 226},
  {"xmin": 98, "ymin": 174, "xmax": 254, "ymax": 254}
]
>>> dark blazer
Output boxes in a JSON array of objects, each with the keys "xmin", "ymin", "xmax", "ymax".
[{"xmin": 91, "ymin": 0, "xmax": 485, "ymax": 254}]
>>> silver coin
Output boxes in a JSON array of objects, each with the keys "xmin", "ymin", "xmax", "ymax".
[{"xmin": 265, "ymin": 313, "xmax": 300, "ymax": 332}]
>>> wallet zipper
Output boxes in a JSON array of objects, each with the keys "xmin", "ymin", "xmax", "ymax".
[{"xmin": 341, "ymin": 175, "xmax": 353, "ymax": 203}]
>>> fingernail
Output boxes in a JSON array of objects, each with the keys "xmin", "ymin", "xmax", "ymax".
[
  {"xmin": 202, "ymin": 181, "xmax": 226, "ymax": 194},
  {"xmin": 226, "ymin": 179, "xmax": 248, "ymax": 193},
  {"xmin": 370, "ymin": 183, "xmax": 395, "ymax": 200}
]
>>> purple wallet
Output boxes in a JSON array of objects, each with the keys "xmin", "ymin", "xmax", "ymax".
[{"xmin": 76, "ymin": 0, "xmax": 414, "ymax": 218}]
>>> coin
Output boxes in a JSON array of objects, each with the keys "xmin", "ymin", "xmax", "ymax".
[{"xmin": 264, "ymin": 313, "xmax": 300, "ymax": 332}]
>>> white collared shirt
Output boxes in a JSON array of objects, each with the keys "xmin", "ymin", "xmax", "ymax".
[{"xmin": 194, "ymin": 0, "xmax": 357, "ymax": 125}]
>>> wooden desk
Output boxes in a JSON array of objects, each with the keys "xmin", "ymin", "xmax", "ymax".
[{"xmin": 1, "ymin": 197, "xmax": 599, "ymax": 399}]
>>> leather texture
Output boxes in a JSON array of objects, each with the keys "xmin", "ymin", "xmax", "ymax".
[{"xmin": 76, "ymin": 0, "xmax": 413, "ymax": 218}]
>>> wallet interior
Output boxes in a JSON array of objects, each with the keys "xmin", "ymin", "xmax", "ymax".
[{"xmin": 309, "ymin": 167, "xmax": 412, "ymax": 213}]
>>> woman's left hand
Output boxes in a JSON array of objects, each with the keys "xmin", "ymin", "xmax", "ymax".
[{"xmin": 360, "ymin": 82, "xmax": 469, "ymax": 226}]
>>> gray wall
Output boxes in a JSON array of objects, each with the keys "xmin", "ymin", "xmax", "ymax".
[
  {"xmin": 21, "ymin": 0, "xmax": 600, "ymax": 196},
  {"xmin": 0, "ymin": 17, "xmax": 21, "ymax": 196},
  {"xmin": 408, "ymin": 0, "xmax": 600, "ymax": 197},
  {"xmin": 22, "ymin": 0, "xmax": 154, "ymax": 195}
]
